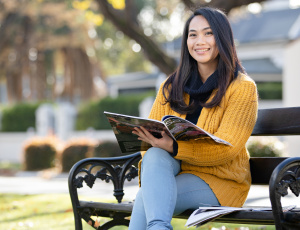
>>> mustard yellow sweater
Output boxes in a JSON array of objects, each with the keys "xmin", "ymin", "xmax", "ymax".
[{"xmin": 140, "ymin": 72, "xmax": 258, "ymax": 207}]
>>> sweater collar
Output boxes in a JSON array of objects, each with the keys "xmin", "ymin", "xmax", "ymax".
[{"xmin": 184, "ymin": 69, "xmax": 218, "ymax": 100}]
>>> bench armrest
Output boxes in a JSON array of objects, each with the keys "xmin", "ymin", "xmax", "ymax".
[
  {"xmin": 68, "ymin": 152, "xmax": 141, "ymax": 203},
  {"xmin": 269, "ymin": 157, "xmax": 300, "ymax": 229},
  {"xmin": 68, "ymin": 152, "xmax": 141, "ymax": 229}
]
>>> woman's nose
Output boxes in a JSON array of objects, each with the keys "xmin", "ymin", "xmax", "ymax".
[{"xmin": 195, "ymin": 35, "xmax": 205, "ymax": 45}]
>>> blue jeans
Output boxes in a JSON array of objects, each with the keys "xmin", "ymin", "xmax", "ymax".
[{"xmin": 129, "ymin": 147, "xmax": 220, "ymax": 230}]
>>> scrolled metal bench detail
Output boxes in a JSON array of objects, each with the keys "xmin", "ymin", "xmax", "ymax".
[
  {"xmin": 68, "ymin": 152, "xmax": 141, "ymax": 229},
  {"xmin": 269, "ymin": 158, "xmax": 300, "ymax": 230},
  {"xmin": 275, "ymin": 166, "xmax": 300, "ymax": 197}
]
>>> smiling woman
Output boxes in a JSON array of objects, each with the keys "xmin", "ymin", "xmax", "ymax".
[
  {"xmin": 187, "ymin": 15, "xmax": 219, "ymax": 82},
  {"xmin": 129, "ymin": 7, "xmax": 258, "ymax": 230}
]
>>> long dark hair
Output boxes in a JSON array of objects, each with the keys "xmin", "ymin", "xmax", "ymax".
[{"xmin": 163, "ymin": 7, "xmax": 245, "ymax": 114}]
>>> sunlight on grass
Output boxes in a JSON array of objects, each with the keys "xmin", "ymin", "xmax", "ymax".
[
  {"xmin": 0, "ymin": 193, "xmax": 91, "ymax": 230},
  {"xmin": 0, "ymin": 193, "xmax": 275, "ymax": 229}
]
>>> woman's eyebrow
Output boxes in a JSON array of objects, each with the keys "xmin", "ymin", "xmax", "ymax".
[
  {"xmin": 203, "ymin": 27, "xmax": 211, "ymax": 31},
  {"xmin": 188, "ymin": 27, "xmax": 211, "ymax": 33}
]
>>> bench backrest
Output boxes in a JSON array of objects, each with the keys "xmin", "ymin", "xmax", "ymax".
[
  {"xmin": 252, "ymin": 107, "xmax": 300, "ymax": 136},
  {"xmin": 249, "ymin": 107, "xmax": 300, "ymax": 185}
]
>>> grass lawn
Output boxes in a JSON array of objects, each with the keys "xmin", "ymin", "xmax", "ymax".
[{"xmin": 0, "ymin": 193, "xmax": 275, "ymax": 230}]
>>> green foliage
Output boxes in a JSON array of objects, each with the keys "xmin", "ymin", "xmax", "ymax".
[
  {"xmin": 60, "ymin": 139, "xmax": 96, "ymax": 172},
  {"xmin": 76, "ymin": 94, "xmax": 153, "ymax": 130},
  {"xmin": 94, "ymin": 141, "xmax": 123, "ymax": 158},
  {"xmin": 23, "ymin": 137, "xmax": 57, "ymax": 171},
  {"xmin": 1, "ymin": 102, "xmax": 40, "ymax": 132},
  {"xmin": 257, "ymin": 82, "xmax": 282, "ymax": 100},
  {"xmin": 95, "ymin": 19, "xmax": 152, "ymax": 75},
  {"xmin": 247, "ymin": 137, "xmax": 285, "ymax": 157}
]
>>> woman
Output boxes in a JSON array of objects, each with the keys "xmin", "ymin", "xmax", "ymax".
[{"xmin": 129, "ymin": 7, "xmax": 258, "ymax": 230}]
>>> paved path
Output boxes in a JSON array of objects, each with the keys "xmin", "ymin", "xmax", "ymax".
[
  {"xmin": 0, "ymin": 172, "xmax": 139, "ymax": 201},
  {"xmin": 0, "ymin": 173, "xmax": 298, "ymax": 207}
]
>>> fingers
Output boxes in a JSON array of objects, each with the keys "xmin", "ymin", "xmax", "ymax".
[
  {"xmin": 132, "ymin": 127, "xmax": 174, "ymax": 153},
  {"xmin": 139, "ymin": 126, "xmax": 152, "ymax": 136},
  {"xmin": 133, "ymin": 126, "xmax": 160, "ymax": 147},
  {"xmin": 133, "ymin": 126, "xmax": 148, "ymax": 135},
  {"xmin": 132, "ymin": 127, "xmax": 145, "ymax": 136},
  {"xmin": 132, "ymin": 127, "xmax": 150, "ymax": 141}
]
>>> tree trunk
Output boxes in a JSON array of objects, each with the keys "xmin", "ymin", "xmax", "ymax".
[
  {"xmin": 34, "ymin": 50, "xmax": 48, "ymax": 100},
  {"xmin": 61, "ymin": 47, "xmax": 95, "ymax": 102},
  {"xmin": 1, "ymin": 14, "xmax": 33, "ymax": 102}
]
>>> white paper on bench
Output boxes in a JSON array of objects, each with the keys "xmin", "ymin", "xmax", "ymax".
[{"xmin": 185, "ymin": 205, "xmax": 296, "ymax": 228}]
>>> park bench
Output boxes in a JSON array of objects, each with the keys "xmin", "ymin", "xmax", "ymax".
[{"xmin": 68, "ymin": 107, "xmax": 300, "ymax": 230}]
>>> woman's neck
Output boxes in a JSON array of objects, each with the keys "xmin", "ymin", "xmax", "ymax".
[
  {"xmin": 198, "ymin": 67, "xmax": 216, "ymax": 83},
  {"xmin": 197, "ymin": 61, "xmax": 218, "ymax": 83}
]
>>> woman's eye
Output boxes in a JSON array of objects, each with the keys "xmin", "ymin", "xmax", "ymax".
[
  {"xmin": 206, "ymin": 31, "xmax": 213, "ymax": 35},
  {"xmin": 189, "ymin": 33, "xmax": 196, "ymax": 37}
]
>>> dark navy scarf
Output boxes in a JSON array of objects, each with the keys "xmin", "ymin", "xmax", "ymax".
[{"xmin": 184, "ymin": 69, "xmax": 219, "ymax": 124}]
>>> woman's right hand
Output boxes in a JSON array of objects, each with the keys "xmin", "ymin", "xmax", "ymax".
[{"xmin": 132, "ymin": 126, "xmax": 174, "ymax": 153}]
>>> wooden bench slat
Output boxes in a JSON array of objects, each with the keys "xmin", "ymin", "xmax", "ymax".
[{"xmin": 252, "ymin": 107, "xmax": 300, "ymax": 136}]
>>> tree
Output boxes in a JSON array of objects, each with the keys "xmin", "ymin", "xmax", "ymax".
[
  {"xmin": 93, "ymin": 0, "xmax": 266, "ymax": 75},
  {"xmin": 0, "ymin": 0, "xmax": 267, "ymax": 103},
  {"xmin": 0, "ymin": 0, "xmax": 102, "ymax": 103}
]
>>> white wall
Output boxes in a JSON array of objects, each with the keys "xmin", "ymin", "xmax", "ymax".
[
  {"xmin": 283, "ymin": 38, "xmax": 300, "ymax": 157},
  {"xmin": 283, "ymin": 39, "xmax": 300, "ymax": 107},
  {"xmin": 237, "ymin": 40, "xmax": 286, "ymax": 69},
  {"xmin": 0, "ymin": 132, "xmax": 33, "ymax": 163}
]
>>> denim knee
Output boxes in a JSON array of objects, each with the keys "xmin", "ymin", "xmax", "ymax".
[
  {"xmin": 142, "ymin": 147, "xmax": 168, "ymax": 162},
  {"xmin": 142, "ymin": 147, "xmax": 180, "ymax": 175}
]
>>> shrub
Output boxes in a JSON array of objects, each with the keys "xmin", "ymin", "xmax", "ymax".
[
  {"xmin": 60, "ymin": 138, "xmax": 97, "ymax": 172},
  {"xmin": 246, "ymin": 137, "xmax": 285, "ymax": 157},
  {"xmin": 22, "ymin": 136, "xmax": 58, "ymax": 171},
  {"xmin": 1, "ymin": 102, "xmax": 40, "ymax": 132},
  {"xmin": 76, "ymin": 93, "xmax": 154, "ymax": 130},
  {"xmin": 93, "ymin": 141, "xmax": 123, "ymax": 158},
  {"xmin": 256, "ymin": 82, "xmax": 282, "ymax": 100}
]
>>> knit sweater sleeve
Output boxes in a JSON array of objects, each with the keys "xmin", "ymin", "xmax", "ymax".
[
  {"xmin": 148, "ymin": 96, "xmax": 165, "ymax": 122},
  {"xmin": 148, "ymin": 81, "xmax": 173, "ymax": 122},
  {"xmin": 175, "ymin": 78, "xmax": 258, "ymax": 166},
  {"xmin": 139, "ymin": 82, "xmax": 171, "ymax": 157}
]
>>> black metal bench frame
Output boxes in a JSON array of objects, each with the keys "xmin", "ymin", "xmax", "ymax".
[{"xmin": 68, "ymin": 107, "xmax": 300, "ymax": 230}]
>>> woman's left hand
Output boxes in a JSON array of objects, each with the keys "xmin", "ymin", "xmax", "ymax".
[{"xmin": 132, "ymin": 126, "xmax": 174, "ymax": 153}]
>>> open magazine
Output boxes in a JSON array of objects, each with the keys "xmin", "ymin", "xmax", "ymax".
[
  {"xmin": 185, "ymin": 205, "xmax": 296, "ymax": 228},
  {"xmin": 104, "ymin": 111, "xmax": 231, "ymax": 153}
]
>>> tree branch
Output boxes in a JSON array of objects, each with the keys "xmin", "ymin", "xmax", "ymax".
[
  {"xmin": 181, "ymin": 0, "xmax": 266, "ymax": 13},
  {"xmin": 96, "ymin": 0, "xmax": 177, "ymax": 75}
]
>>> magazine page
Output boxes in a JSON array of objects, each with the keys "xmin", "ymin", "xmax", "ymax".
[
  {"xmin": 162, "ymin": 115, "xmax": 232, "ymax": 145},
  {"xmin": 185, "ymin": 205, "xmax": 296, "ymax": 228},
  {"xmin": 185, "ymin": 207, "xmax": 242, "ymax": 227},
  {"xmin": 104, "ymin": 112, "xmax": 173, "ymax": 153}
]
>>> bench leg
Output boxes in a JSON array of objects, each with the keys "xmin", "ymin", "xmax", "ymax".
[{"xmin": 73, "ymin": 211, "xmax": 83, "ymax": 230}]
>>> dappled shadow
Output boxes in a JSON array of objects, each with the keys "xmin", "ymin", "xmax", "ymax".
[{"xmin": 1, "ymin": 209, "xmax": 73, "ymax": 223}]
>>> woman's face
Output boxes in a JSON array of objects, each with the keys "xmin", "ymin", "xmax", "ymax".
[{"xmin": 187, "ymin": 15, "xmax": 219, "ymax": 72}]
